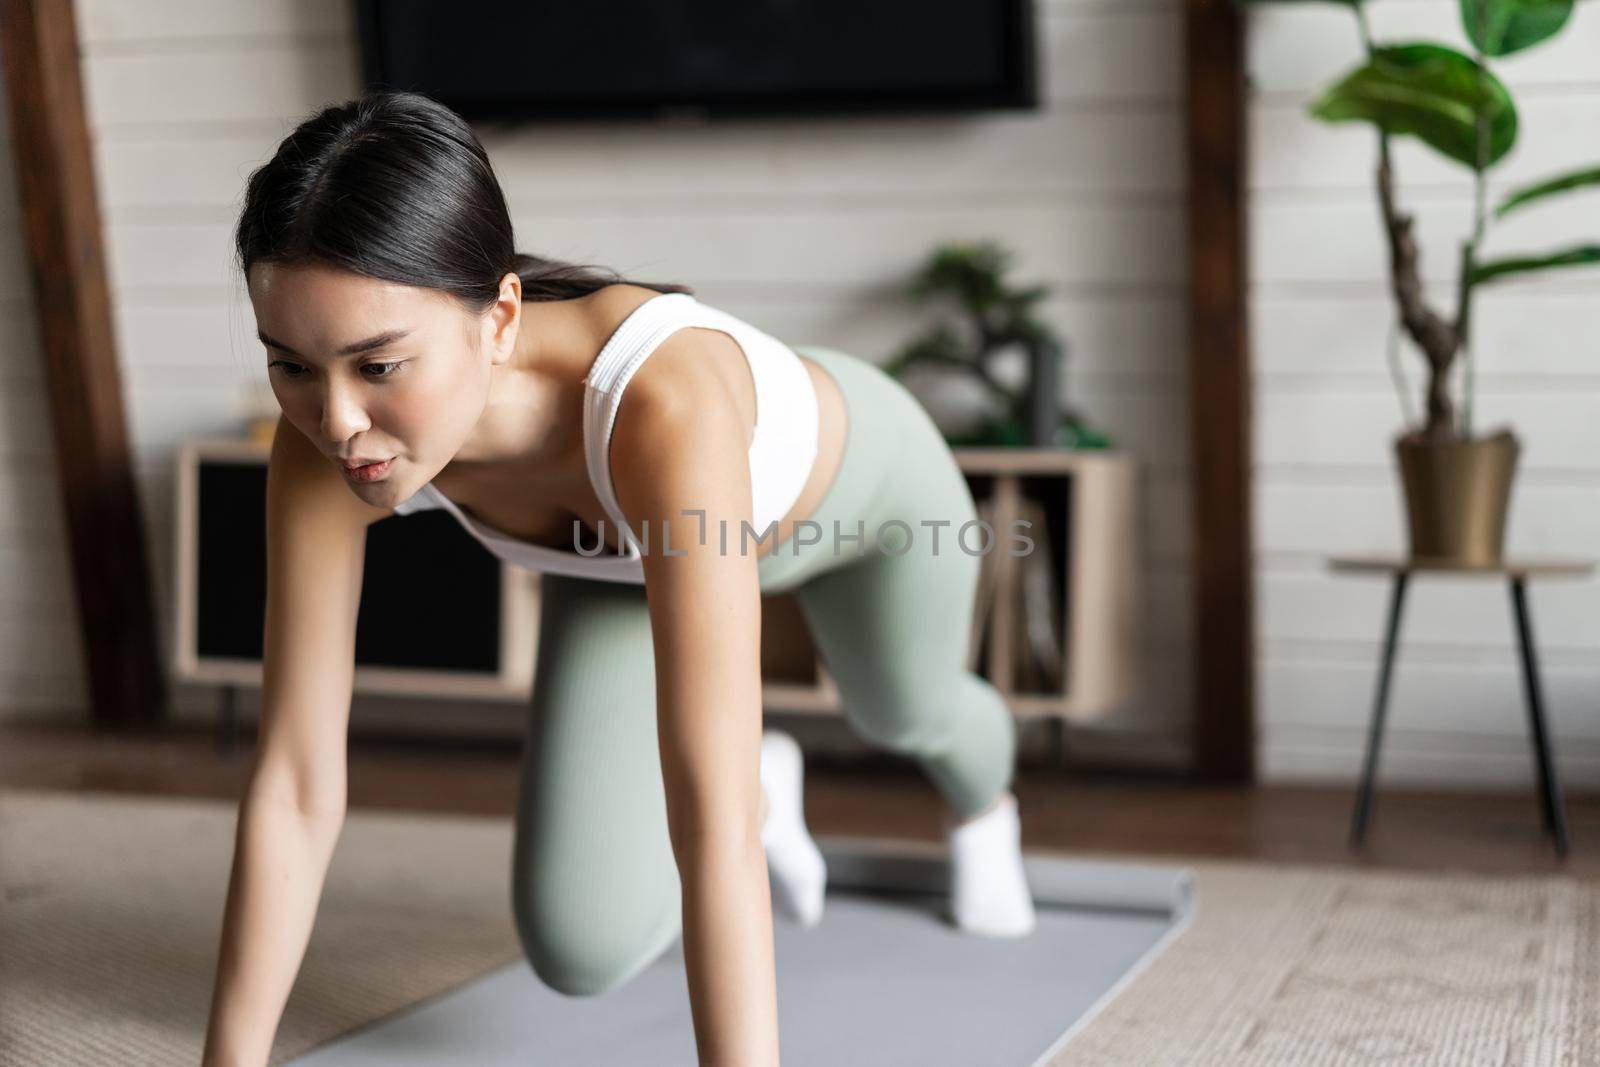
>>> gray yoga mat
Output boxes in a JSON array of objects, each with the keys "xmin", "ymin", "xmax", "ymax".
[{"xmin": 289, "ymin": 837, "xmax": 1195, "ymax": 1067}]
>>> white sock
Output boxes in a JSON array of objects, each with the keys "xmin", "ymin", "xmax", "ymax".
[
  {"xmin": 759, "ymin": 730, "xmax": 827, "ymax": 927},
  {"xmin": 946, "ymin": 791, "xmax": 1037, "ymax": 938}
]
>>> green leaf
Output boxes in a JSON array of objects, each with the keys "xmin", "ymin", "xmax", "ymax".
[
  {"xmin": 1494, "ymin": 165, "xmax": 1600, "ymax": 218},
  {"xmin": 1458, "ymin": 0, "xmax": 1573, "ymax": 56},
  {"xmin": 1471, "ymin": 243, "xmax": 1600, "ymax": 283},
  {"xmin": 1310, "ymin": 44, "xmax": 1518, "ymax": 169}
]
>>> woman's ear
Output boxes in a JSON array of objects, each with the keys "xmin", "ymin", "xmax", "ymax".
[{"xmin": 484, "ymin": 270, "xmax": 522, "ymax": 366}]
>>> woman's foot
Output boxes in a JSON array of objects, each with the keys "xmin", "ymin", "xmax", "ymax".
[
  {"xmin": 945, "ymin": 791, "xmax": 1036, "ymax": 937},
  {"xmin": 759, "ymin": 730, "xmax": 827, "ymax": 927}
]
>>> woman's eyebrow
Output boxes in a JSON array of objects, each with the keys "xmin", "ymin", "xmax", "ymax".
[{"xmin": 257, "ymin": 327, "xmax": 414, "ymax": 358}]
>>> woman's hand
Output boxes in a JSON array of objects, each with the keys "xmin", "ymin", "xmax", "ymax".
[{"xmin": 611, "ymin": 372, "xmax": 781, "ymax": 1066}]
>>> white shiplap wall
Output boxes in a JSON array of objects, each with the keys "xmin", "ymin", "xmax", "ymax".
[
  {"xmin": 1248, "ymin": 0, "xmax": 1600, "ymax": 788},
  {"xmin": 1, "ymin": 0, "xmax": 1193, "ymax": 768}
]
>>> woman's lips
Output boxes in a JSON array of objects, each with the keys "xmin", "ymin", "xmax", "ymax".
[{"xmin": 342, "ymin": 458, "xmax": 393, "ymax": 483}]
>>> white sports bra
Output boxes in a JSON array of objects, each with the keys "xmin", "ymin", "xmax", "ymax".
[{"xmin": 388, "ymin": 292, "xmax": 821, "ymax": 585}]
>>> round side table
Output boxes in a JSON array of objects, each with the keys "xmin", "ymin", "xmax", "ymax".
[{"xmin": 1328, "ymin": 555, "xmax": 1595, "ymax": 858}]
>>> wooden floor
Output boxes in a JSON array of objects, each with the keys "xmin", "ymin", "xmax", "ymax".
[{"xmin": 3, "ymin": 723, "xmax": 1595, "ymax": 879}]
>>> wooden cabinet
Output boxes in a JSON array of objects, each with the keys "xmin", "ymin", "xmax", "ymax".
[
  {"xmin": 172, "ymin": 439, "xmax": 537, "ymax": 703},
  {"xmin": 759, "ymin": 448, "xmax": 1139, "ymax": 725}
]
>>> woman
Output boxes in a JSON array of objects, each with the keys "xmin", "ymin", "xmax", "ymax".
[{"xmin": 202, "ymin": 91, "xmax": 1035, "ymax": 1067}]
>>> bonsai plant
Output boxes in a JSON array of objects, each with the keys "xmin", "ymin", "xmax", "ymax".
[
  {"xmin": 885, "ymin": 241, "xmax": 1109, "ymax": 449},
  {"xmin": 1242, "ymin": 0, "xmax": 1600, "ymax": 563}
]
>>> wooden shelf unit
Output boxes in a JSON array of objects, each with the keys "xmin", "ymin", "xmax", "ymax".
[
  {"xmin": 759, "ymin": 447, "xmax": 1139, "ymax": 724},
  {"xmin": 177, "ymin": 438, "xmax": 1138, "ymax": 743}
]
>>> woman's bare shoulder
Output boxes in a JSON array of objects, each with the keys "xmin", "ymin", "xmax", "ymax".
[{"xmin": 586, "ymin": 282, "xmax": 674, "ymax": 331}]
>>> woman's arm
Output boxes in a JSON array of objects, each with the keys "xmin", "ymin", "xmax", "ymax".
[
  {"xmin": 202, "ymin": 419, "xmax": 383, "ymax": 1066},
  {"xmin": 202, "ymin": 794, "xmax": 345, "ymax": 1067},
  {"xmin": 611, "ymin": 383, "xmax": 780, "ymax": 1067}
]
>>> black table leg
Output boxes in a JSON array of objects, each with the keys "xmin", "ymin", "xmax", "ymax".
[
  {"xmin": 1350, "ymin": 572, "xmax": 1409, "ymax": 848},
  {"xmin": 1509, "ymin": 577, "xmax": 1571, "ymax": 857}
]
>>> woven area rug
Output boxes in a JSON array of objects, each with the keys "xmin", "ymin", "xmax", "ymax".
[
  {"xmin": 1, "ymin": 788, "xmax": 1595, "ymax": 1066},
  {"xmin": 0, "ymin": 789, "xmax": 524, "ymax": 1067},
  {"xmin": 1056, "ymin": 853, "xmax": 1599, "ymax": 1066}
]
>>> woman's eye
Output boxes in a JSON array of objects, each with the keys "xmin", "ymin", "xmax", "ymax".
[{"xmin": 267, "ymin": 360, "xmax": 403, "ymax": 380}]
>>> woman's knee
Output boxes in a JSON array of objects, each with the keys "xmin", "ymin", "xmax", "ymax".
[
  {"xmin": 511, "ymin": 873, "xmax": 681, "ymax": 997},
  {"xmin": 508, "ymin": 788, "xmax": 682, "ymax": 997}
]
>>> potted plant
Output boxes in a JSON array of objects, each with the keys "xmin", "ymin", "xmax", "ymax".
[
  {"xmin": 1241, "ymin": 0, "xmax": 1600, "ymax": 564},
  {"xmin": 885, "ymin": 241, "xmax": 1110, "ymax": 449}
]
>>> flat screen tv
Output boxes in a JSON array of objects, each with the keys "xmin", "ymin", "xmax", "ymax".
[{"xmin": 355, "ymin": 1, "xmax": 1039, "ymax": 121}]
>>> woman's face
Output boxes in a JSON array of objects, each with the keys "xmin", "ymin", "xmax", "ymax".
[{"xmin": 248, "ymin": 261, "xmax": 519, "ymax": 507}]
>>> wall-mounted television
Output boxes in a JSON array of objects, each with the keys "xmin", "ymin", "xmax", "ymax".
[{"xmin": 355, "ymin": 1, "xmax": 1039, "ymax": 121}]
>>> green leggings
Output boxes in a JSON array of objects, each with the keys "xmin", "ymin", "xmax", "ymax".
[{"xmin": 511, "ymin": 345, "xmax": 1017, "ymax": 996}]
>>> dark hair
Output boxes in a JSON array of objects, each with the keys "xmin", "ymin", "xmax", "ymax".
[{"xmin": 234, "ymin": 91, "xmax": 692, "ymax": 314}]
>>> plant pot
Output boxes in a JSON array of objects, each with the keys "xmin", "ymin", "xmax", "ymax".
[{"xmin": 1394, "ymin": 429, "xmax": 1519, "ymax": 566}]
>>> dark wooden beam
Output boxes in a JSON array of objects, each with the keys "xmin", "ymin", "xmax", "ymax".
[
  {"xmin": 1, "ymin": 0, "xmax": 167, "ymax": 728},
  {"xmin": 1184, "ymin": 0, "xmax": 1254, "ymax": 781}
]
